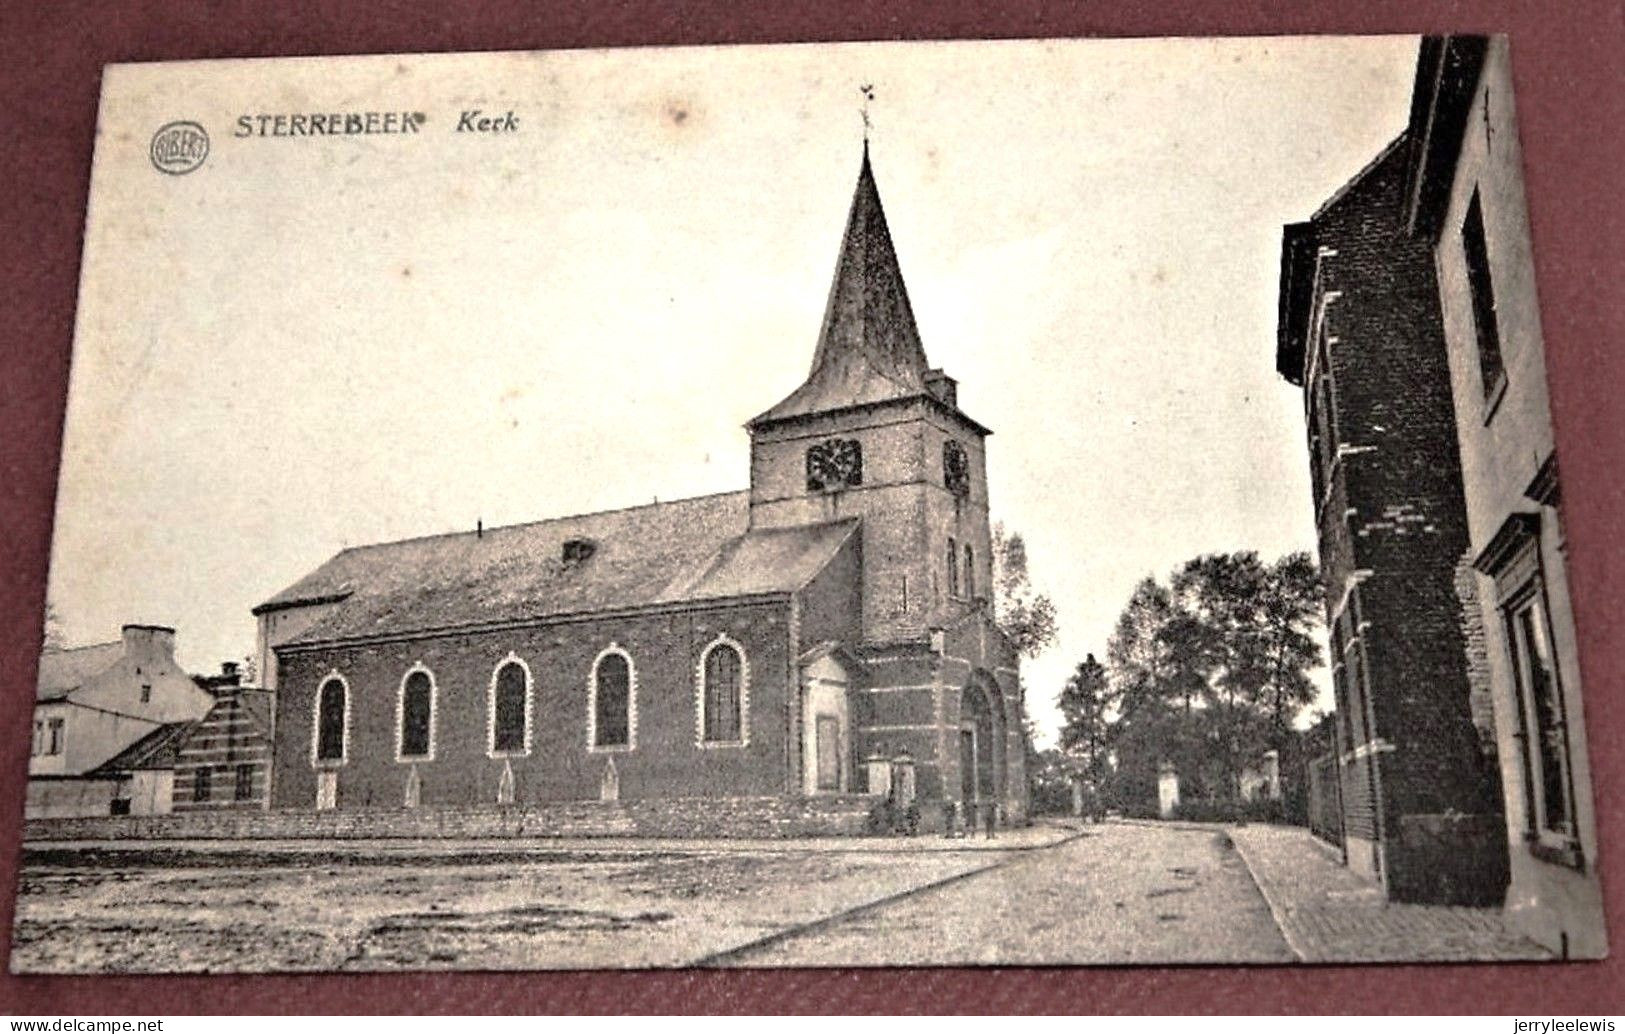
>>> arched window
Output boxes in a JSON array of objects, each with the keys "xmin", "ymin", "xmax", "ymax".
[
  {"xmin": 314, "ymin": 675, "xmax": 347, "ymax": 764},
  {"xmin": 490, "ymin": 657, "xmax": 531, "ymax": 756},
  {"xmin": 397, "ymin": 666, "xmax": 435, "ymax": 761},
  {"xmin": 699, "ymin": 638, "xmax": 747, "ymax": 745},
  {"xmin": 591, "ymin": 648, "xmax": 634, "ymax": 749},
  {"xmin": 943, "ymin": 439, "xmax": 970, "ymax": 496},
  {"xmin": 964, "ymin": 544, "xmax": 976, "ymax": 599},
  {"xmin": 947, "ymin": 536, "xmax": 960, "ymax": 598}
]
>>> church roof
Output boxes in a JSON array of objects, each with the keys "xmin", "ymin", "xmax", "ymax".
[
  {"xmin": 749, "ymin": 147, "xmax": 933, "ymax": 428},
  {"xmin": 262, "ymin": 491, "xmax": 860, "ymax": 648}
]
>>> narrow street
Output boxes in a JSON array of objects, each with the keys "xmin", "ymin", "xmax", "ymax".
[
  {"xmin": 14, "ymin": 819, "xmax": 1550, "ymax": 972},
  {"xmin": 711, "ymin": 822, "xmax": 1295, "ymax": 966}
]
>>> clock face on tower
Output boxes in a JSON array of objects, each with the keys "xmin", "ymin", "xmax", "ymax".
[
  {"xmin": 943, "ymin": 439, "xmax": 970, "ymax": 496},
  {"xmin": 806, "ymin": 437, "xmax": 864, "ymax": 492}
]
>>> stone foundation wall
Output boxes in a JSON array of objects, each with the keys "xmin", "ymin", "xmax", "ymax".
[{"xmin": 23, "ymin": 794, "xmax": 876, "ymax": 842}]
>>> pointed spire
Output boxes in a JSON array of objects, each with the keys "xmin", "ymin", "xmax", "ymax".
[
  {"xmin": 750, "ymin": 147, "xmax": 931, "ymax": 428},
  {"xmin": 808, "ymin": 147, "xmax": 930, "ymax": 381}
]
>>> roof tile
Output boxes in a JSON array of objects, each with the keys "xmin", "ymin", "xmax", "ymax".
[
  {"xmin": 36, "ymin": 641, "xmax": 123, "ymax": 702},
  {"xmin": 264, "ymin": 492, "xmax": 858, "ymax": 646}
]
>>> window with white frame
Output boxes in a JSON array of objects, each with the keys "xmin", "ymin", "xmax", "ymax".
[
  {"xmin": 1506, "ymin": 584, "xmax": 1577, "ymax": 848},
  {"xmin": 590, "ymin": 647, "xmax": 634, "ymax": 750},
  {"xmin": 1475, "ymin": 512, "xmax": 1581, "ymax": 868},
  {"xmin": 397, "ymin": 666, "xmax": 436, "ymax": 761},
  {"xmin": 698, "ymin": 637, "xmax": 747, "ymax": 745},
  {"xmin": 314, "ymin": 675, "xmax": 348, "ymax": 764},
  {"xmin": 490, "ymin": 657, "xmax": 531, "ymax": 756}
]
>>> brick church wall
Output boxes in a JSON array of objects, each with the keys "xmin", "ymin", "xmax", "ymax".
[
  {"xmin": 272, "ymin": 599, "xmax": 793, "ymax": 811},
  {"xmin": 748, "ymin": 398, "xmax": 991, "ymax": 645},
  {"xmin": 750, "ymin": 405, "xmax": 932, "ymax": 643},
  {"xmin": 851, "ymin": 646, "xmax": 942, "ymax": 798}
]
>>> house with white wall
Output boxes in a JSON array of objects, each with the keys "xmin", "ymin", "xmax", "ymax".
[{"xmin": 27, "ymin": 624, "xmax": 214, "ymax": 818}]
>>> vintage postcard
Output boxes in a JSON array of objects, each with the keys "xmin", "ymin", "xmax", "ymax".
[{"xmin": 13, "ymin": 34, "xmax": 1606, "ymax": 972}]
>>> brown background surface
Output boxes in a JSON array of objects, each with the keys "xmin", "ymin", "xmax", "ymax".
[{"xmin": 1, "ymin": 0, "xmax": 1620, "ymax": 1015}]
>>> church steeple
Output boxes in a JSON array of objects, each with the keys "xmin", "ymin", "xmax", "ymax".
[
  {"xmin": 749, "ymin": 148, "xmax": 931, "ymax": 428},
  {"xmin": 745, "ymin": 143, "xmax": 993, "ymax": 643}
]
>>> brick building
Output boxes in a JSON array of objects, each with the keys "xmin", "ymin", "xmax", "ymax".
[
  {"xmin": 170, "ymin": 683, "xmax": 274, "ymax": 812},
  {"xmin": 255, "ymin": 146, "xmax": 1028, "ymax": 832},
  {"xmin": 1276, "ymin": 123, "xmax": 1508, "ymax": 903},
  {"xmin": 1403, "ymin": 36, "xmax": 1604, "ymax": 957}
]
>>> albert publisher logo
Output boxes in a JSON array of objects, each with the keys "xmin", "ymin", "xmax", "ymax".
[{"xmin": 149, "ymin": 120, "xmax": 209, "ymax": 175}]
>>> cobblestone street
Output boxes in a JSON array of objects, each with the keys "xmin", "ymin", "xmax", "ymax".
[
  {"xmin": 716, "ymin": 820, "xmax": 1552, "ymax": 966},
  {"xmin": 714, "ymin": 821, "xmax": 1295, "ymax": 966},
  {"xmin": 13, "ymin": 819, "xmax": 1554, "ymax": 972}
]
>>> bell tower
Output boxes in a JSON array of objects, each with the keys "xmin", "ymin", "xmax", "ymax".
[{"xmin": 746, "ymin": 146, "xmax": 993, "ymax": 644}]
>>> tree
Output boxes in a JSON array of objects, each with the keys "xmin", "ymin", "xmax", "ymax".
[
  {"xmin": 42, "ymin": 601, "xmax": 66, "ymax": 650},
  {"xmin": 1105, "ymin": 577, "xmax": 1176, "ymax": 719},
  {"xmin": 991, "ymin": 522, "xmax": 1057, "ymax": 658},
  {"xmin": 1170, "ymin": 551, "xmax": 1324, "ymax": 796},
  {"xmin": 1057, "ymin": 653, "xmax": 1112, "ymax": 783},
  {"xmin": 1172, "ymin": 553, "xmax": 1266, "ymax": 799},
  {"xmin": 991, "ymin": 522, "xmax": 1058, "ymax": 812},
  {"xmin": 1102, "ymin": 577, "xmax": 1185, "ymax": 814},
  {"xmin": 1100, "ymin": 551, "xmax": 1324, "ymax": 811},
  {"xmin": 1025, "ymin": 748, "xmax": 1076, "ymax": 815},
  {"xmin": 1254, "ymin": 552, "xmax": 1324, "ymax": 747}
]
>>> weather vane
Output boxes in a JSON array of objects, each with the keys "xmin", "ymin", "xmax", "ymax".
[{"xmin": 859, "ymin": 82, "xmax": 875, "ymax": 140}]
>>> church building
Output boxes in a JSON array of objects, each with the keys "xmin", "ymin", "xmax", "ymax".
[{"xmin": 254, "ymin": 147, "xmax": 1029, "ymax": 833}]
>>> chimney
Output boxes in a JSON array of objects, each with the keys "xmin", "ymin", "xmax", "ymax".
[
  {"xmin": 122, "ymin": 623, "xmax": 178, "ymax": 675},
  {"xmin": 924, "ymin": 368, "xmax": 957, "ymax": 408},
  {"xmin": 122, "ymin": 623, "xmax": 177, "ymax": 658}
]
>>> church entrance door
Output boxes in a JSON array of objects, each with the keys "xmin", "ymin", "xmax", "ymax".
[
  {"xmin": 959, "ymin": 728, "xmax": 977, "ymax": 804},
  {"xmin": 800, "ymin": 652, "xmax": 851, "ymax": 795},
  {"xmin": 815, "ymin": 715, "xmax": 842, "ymax": 791}
]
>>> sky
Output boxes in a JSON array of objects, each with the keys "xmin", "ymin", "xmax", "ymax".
[{"xmin": 48, "ymin": 35, "xmax": 1420, "ymax": 746}]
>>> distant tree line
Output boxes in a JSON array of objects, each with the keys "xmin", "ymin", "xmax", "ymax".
[{"xmin": 1034, "ymin": 551, "xmax": 1325, "ymax": 820}]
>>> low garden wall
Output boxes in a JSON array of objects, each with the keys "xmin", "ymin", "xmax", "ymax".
[{"xmin": 23, "ymin": 794, "xmax": 876, "ymax": 842}]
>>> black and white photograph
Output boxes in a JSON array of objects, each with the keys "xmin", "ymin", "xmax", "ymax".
[{"xmin": 12, "ymin": 33, "xmax": 1608, "ymax": 974}]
